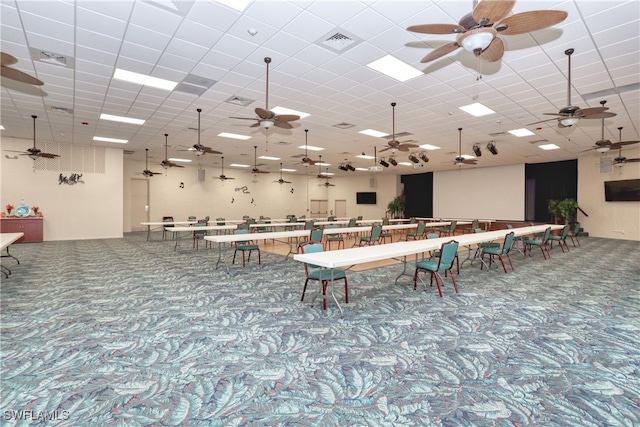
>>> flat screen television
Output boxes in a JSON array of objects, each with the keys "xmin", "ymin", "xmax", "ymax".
[
  {"xmin": 604, "ymin": 179, "xmax": 640, "ymax": 201},
  {"xmin": 356, "ymin": 192, "xmax": 377, "ymax": 205}
]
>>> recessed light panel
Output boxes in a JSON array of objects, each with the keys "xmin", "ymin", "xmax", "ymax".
[
  {"xmin": 218, "ymin": 132, "xmax": 251, "ymax": 140},
  {"xmin": 298, "ymin": 145, "xmax": 324, "ymax": 152},
  {"xmin": 100, "ymin": 114, "xmax": 145, "ymax": 125},
  {"xmin": 419, "ymin": 144, "xmax": 440, "ymax": 150},
  {"xmin": 459, "ymin": 102, "xmax": 495, "ymax": 117},
  {"xmin": 213, "ymin": 0, "xmax": 251, "ymax": 12},
  {"xmin": 367, "ymin": 55, "xmax": 422, "ymax": 82},
  {"xmin": 113, "ymin": 68, "xmax": 177, "ymax": 91},
  {"xmin": 168, "ymin": 158, "xmax": 192, "ymax": 163},
  {"xmin": 271, "ymin": 106, "xmax": 310, "ymax": 119},
  {"xmin": 539, "ymin": 144, "xmax": 560, "ymax": 150},
  {"xmin": 93, "ymin": 136, "xmax": 128, "ymax": 143},
  {"xmin": 359, "ymin": 129, "xmax": 388, "ymax": 138},
  {"xmin": 230, "ymin": 163, "xmax": 250, "ymax": 168},
  {"xmin": 509, "ymin": 128, "xmax": 535, "ymax": 137},
  {"xmin": 259, "ymin": 156, "xmax": 281, "ymax": 161}
]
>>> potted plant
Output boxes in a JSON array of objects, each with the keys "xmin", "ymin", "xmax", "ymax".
[
  {"xmin": 387, "ymin": 195, "xmax": 405, "ymax": 219},
  {"xmin": 558, "ymin": 198, "xmax": 579, "ymax": 224},
  {"xmin": 547, "ymin": 199, "xmax": 561, "ymax": 224}
]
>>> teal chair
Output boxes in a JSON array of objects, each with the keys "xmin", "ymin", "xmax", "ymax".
[
  {"xmin": 379, "ymin": 218, "xmax": 393, "ymax": 243},
  {"xmin": 480, "ymin": 231, "xmax": 515, "ymax": 273},
  {"xmin": 523, "ymin": 227, "xmax": 552, "ymax": 259},
  {"xmin": 357, "ymin": 224, "xmax": 382, "ymax": 246},
  {"xmin": 299, "ymin": 243, "xmax": 348, "ymax": 310},
  {"xmin": 188, "ymin": 215, "xmax": 197, "ymax": 222},
  {"xmin": 192, "ymin": 221, "xmax": 211, "ymax": 250},
  {"xmin": 439, "ymin": 220, "xmax": 457, "ymax": 237},
  {"xmin": 413, "ymin": 240, "xmax": 460, "ymax": 297},
  {"xmin": 162, "ymin": 216, "xmax": 174, "ymax": 240},
  {"xmin": 462, "ymin": 219, "xmax": 479, "ymax": 234},
  {"xmin": 232, "ymin": 229, "xmax": 261, "ymax": 267},
  {"xmin": 327, "ymin": 216, "xmax": 337, "ymax": 222},
  {"xmin": 299, "ymin": 227, "xmax": 324, "ymax": 250},
  {"xmin": 324, "ymin": 225, "xmax": 344, "ymax": 250},
  {"xmin": 548, "ymin": 224, "xmax": 571, "ymax": 252},
  {"xmin": 405, "ymin": 222, "xmax": 426, "ymax": 241},
  {"xmin": 569, "ymin": 222, "xmax": 581, "ymax": 247},
  {"xmin": 473, "ymin": 228, "xmax": 500, "ymax": 260},
  {"xmin": 507, "ymin": 224, "xmax": 525, "ymax": 256}
]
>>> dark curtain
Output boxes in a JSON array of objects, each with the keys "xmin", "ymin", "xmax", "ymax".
[
  {"xmin": 526, "ymin": 159, "xmax": 577, "ymax": 222},
  {"xmin": 401, "ymin": 172, "xmax": 433, "ymax": 218}
]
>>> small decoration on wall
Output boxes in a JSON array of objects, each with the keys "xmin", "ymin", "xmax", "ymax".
[
  {"xmin": 250, "ymin": 198, "xmax": 255, "ymax": 205},
  {"xmin": 59, "ymin": 173, "xmax": 84, "ymax": 185},
  {"xmin": 231, "ymin": 198, "xmax": 235, "ymax": 204},
  {"xmin": 290, "ymin": 188, "xmax": 294, "ymax": 193},
  {"xmin": 234, "ymin": 186, "xmax": 250, "ymax": 194},
  {"xmin": 180, "ymin": 182, "xmax": 184, "ymax": 188}
]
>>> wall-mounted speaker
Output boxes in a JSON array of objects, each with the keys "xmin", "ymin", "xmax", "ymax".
[
  {"xmin": 370, "ymin": 177, "xmax": 376, "ymax": 188},
  {"xmin": 198, "ymin": 169, "xmax": 205, "ymax": 181}
]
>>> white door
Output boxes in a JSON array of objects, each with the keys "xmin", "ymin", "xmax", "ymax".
[
  {"xmin": 130, "ymin": 178, "xmax": 149, "ymax": 231},
  {"xmin": 310, "ymin": 199, "xmax": 328, "ymax": 218},
  {"xmin": 334, "ymin": 199, "xmax": 347, "ymax": 218}
]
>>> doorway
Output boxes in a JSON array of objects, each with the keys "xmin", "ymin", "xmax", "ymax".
[
  {"xmin": 334, "ymin": 199, "xmax": 347, "ymax": 218},
  {"xmin": 130, "ymin": 178, "xmax": 149, "ymax": 231},
  {"xmin": 310, "ymin": 199, "xmax": 328, "ymax": 218}
]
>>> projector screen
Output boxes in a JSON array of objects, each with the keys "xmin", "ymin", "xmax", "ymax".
[{"xmin": 433, "ymin": 164, "xmax": 525, "ymax": 220}]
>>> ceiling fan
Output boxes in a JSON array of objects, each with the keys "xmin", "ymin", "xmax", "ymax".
[
  {"xmin": 142, "ymin": 148, "xmax": 162, "ymax": 177},
  {"xmin": 613, "ymin": 128, "xmax": 640, "ymax": 167},
  {"xmin": 380, "ymin": 102, "xmax": 418, "ymax": 153},
  {"xmin": 530, "ymin": 51, "xmax": 617, "ymax": 128},
  {"xmin": 274, "ymin": 163, "xmax": 291, "ymax": 185},
  {"xmin": 407, "ymin": 0, "xmax": 567, "ymax": 65},
  {"xmin": 161, "ymin": 134, "xmax": 184, "ymax": 169},
  {"xmin": 316, "ymin": 156, "xmax": 332, "ymax": 179},
  {"xmin": 454, "ymin": 127, "xmax": 477, "ymax": 166},
  {"xmin": 230, "ymin": 57, "xmax": 300, "ymax": 130},
  {"xmin": 320, "ymin": 167, "xmax": 335, "ymax": 187},
  {"xmin": 301, "ymin": 129, "xmax": 320, "ymax": 166},
  {"xmin": 251, "ymin": 146, "xmax": 269, "ymax": 174},
  {"xmin": 5, "ymin": 115, "xmax": 59, "ymax": 160},
  {"xmin": 218, "ymin": 156, "xmax": 235, "ymax": 180},
  {"xmin": 178, "ymin": 108, "xmax": 222, "ymax": 156},
  {"xmin": 582, "ymin": 117, "xmax": 639, "ymax": 154},
  {"xmin": 1, "ymin": 52, "xmax": 44, "ymax": 86}
]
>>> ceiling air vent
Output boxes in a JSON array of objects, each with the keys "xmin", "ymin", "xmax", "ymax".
[
  {"xmin": 226, "ymin": 96, "xmax": 253, "ymax": 106},
  {"xmin": 528, "ymin": 139, "xmax": 549, "ymax": 145},
  {"xmin": 276, "ymin": 141, "xmax": 292, "ymax": 146},
  {"xmin": 49, "ymin": 106, "xmax": 73, "ymax": 114},
  {"xmin": 489, "ymin": 131, "xmax": 506, "ymax": 137},
  {"xmin": 333, "ymin": 122, "xmax": 355, "ymax": 129},
  {"xmin": 123, "ymin": 150, "xmax": 135, "ymax": 155},
  {"xmin": 174, "ymin": 74, "xmax": 216, "ymax": 96},
  {"xmin": 30, "ymin": 48, "xmax": 74, "ymax": 68},
  {"xmin": 582, "ymin": 82, "xmax": 640, "ymax": 101},
  {"xmin": 316, "ymin": 28, "xmax": 361, "ymax": 53},
  {"xmin": 388, "ymin": 132, "xmax": 413, "ymax": 139}
]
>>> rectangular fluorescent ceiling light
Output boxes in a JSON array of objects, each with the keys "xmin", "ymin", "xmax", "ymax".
[
  {"xmin": 316, "ymin": 162, "xmax": 330, "ymax": 167},
  {"xmin": 213, "ymin": 0, "xmax": 251, "ymax": 11},
  {"xmin": 462, "ymin": 154, "xmax": 476, "ymax": 159},
  {"xmin": 321, "ymin": 172, "xmax": 334, "ymax": 175},
  {"xmin": 218, "ymin": 132, "xmax": 251, "ymax": 140},
  {"xmin": 398, "ymin": 162, "xmax": 413, "ymax": 166},
  {"xmin": 259, "ymin": 155, "xmax": 280, "ymax": 161},
  {"xmin": 459, "ymin": 102, "xmax": 495, "ymax": 117},
  {"xmin": 359, "ymin": 129, "xmax": 388, "ymax": 138},
  {"xmin": 100, "ymin": 113, "xmax": 145, "ymax": 125},
  {"xmin": 230, "ymin": 163, "xmax": 250, "ymax": 168},
  {"xmin": 367, "ymin": 55, "xmax": 422, "ymax": 82},
  {"xmin": 355, "ymin": 167, "xmax": 368, "ymax": 171},
  {"xmin": 0, "ymin": 125, "xmax": 4, "ymax": 130},
  {"xmin": 419, "ymin": 144, "xmax": 440, "ymax": 150},
  {"xmin": 356, "ymin": 153, "xmax": 375, "ymax": 159},
  {"xmin": 281, "ymin": 168, "xmax": 296, "ymax": 172},
  {"xmin": 168, "ymin": 158, "xmax": 192, "ymax": 163},
  {"xmin": 93, "ymin": 136, "xmax": 128, "ymax": 143},
  {"xmin": 539, "ymin": 143, "xmax": 560, "ymax": 150},
  {"xmin": 509, "ymin": 128, "xmax": 535, "ymax": 137},
  {"xmin": 298, "ymin": 145, "xmax": 324, "ymax": 151},
  {"xmin": 271, "ymin": 106, "xmax": 310, "ymax": 119},
  {"xmin": 113, "ymin": 68, "xmax": 177, "ymax": 91}
]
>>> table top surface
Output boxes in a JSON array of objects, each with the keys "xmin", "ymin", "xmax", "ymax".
[
  {"xmin": 294, "ymin": 224, "xmax": 563, "ymax": 269},
  {"xmin": 1, "ymin": 232, "xmax": 24, "ymax": 249}
]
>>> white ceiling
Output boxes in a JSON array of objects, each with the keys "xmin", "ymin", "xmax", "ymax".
[{"xmin": 1, "ymin": 0, "xmax": 639, "ymax": 176}]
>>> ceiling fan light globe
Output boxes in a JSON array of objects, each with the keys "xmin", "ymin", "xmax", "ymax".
[
  {"xmin": 28, "ymin": 154, "xmax": 39, "ymax": 160},
  {"xmin": 560, "ymin": 117, "xmax": 579, "ymax": 127},
  {"xmin": 596, "ymin": 146, "xmax": 610, "ymax": 153},
  {"xmin": 459, "ymin": 30, "xmax": 494, "ymax": 53},
  {"xmin": 614, "ymin": 161, "xmax": 625, "ymax": 168},
  {"xmin": 260, "ymin": 119, "xmax": 274, "ymax": 129}
]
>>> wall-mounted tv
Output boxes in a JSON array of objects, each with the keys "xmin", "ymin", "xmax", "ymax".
[
  {"xmin": 356, "ymin": 192, "xmax": 377, "ymax": 205},
  {"xmin": 604, "ymin": 179, "xmax": 640, "ymax": 202}
]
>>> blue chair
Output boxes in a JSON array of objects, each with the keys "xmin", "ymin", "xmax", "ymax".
[
  {"xmin": 523, "ymin": 227, "xmax": 552, "ymax": 259},
  {"xmin": 413, "ymin": 240, "xmax": 460, "ymax": 297},
  {"xmin": 192, "ymin": 221, "xmax": 211, "ymax": 250},
  {"xmin": 232, "ymin": 229, "xmax": 261, "ymax": 267},
  {"xmin": 404, "ymin": 222, "xmax": 426, "ymax": 241},
  {"xmin": 548, "ymin": 224, "xmax": 571, "ymax": 252},
  {"xmin": 379, "ymin": 218, "xmax": 393, "ymax": 243},
  {"xmin": 569, "ymin": 222, "xmax": 581, "ymax": 247},
  {"xmin": 439, "ymin": 220, "xmax": 457, "ymax": 237},
  {"xmin": 481, "ymin": 231, "xmax": 515, "ymax": 273},
  {"xmin": 299, "ymin": 243, "xmax": 348, "ymax": 310},
  {"xmin": 324, "ymin": 225, "xmax": 344, "ymax": 250},
  {"xmin": 357, "ymin": 224, "xmax": 382, "ymax": 246},
  {"xmin": 162, "ymin": 216, "xmax": 174, "ymax": 240}
]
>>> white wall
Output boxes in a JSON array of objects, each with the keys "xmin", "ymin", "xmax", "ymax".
[
  {"xmin": 122, "ymin": 159, "xmax": 396, "ymax": 231},
  {"xmin": 1, "ymin": 137, "xmax": 123, "ymax": 240},
  {"xmin": 578, "ymin": 145, "xmax": 640, "ymax": 240}
]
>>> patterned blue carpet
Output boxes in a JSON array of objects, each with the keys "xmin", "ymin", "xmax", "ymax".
[{"xmin": 1, "ymin": 233, "xmax": 639, "ymax": 426}]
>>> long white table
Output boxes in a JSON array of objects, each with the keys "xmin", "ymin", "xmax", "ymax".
[
  {"xmin": 1, "ymin": 232, "xmax": 24, "ymax": 278},
  {"xmin": 293, "ymin": 224, "xmax": 563, "ymax": 316},
  {"xmin": 141, "ymin": 221, "xmax": 196, "ymax": 241}
]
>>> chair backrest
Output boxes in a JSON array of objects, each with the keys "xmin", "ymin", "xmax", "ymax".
[
  {"xmin": 437, "ymin": 240, "xmax": 459, "ymax": 271},
  {"xmin": 237, "ymin": 223, "xmax": 249, "ymax": 230},
  {"xmin": 542, "ymin": 227, "xmax": 552, "ymax": 242},
  {"xmin": 216, "ymin": 217, "xmax": 225, "ymax": 226},
  {"xmin": 188, "ymin": 216, "xmax": 197, "ymax": 222},
  {"xmin": 348, "ymin": 218, "xmax": 357, "ymax": 227},
  {"xmin": 328, "ymin": 216, "xmax": 336, "ymax": 221},
  {"xmin": 246, "ymin": 218, "xmax": 256, "ymax": 225},
  {"xmin": 310, "ymin": 228, "xmax": 323, "ymax": 243},
  {"xmin": 300, "ymin": 242, "xmax": 324, "ymax": 271},
  {"xmin": 357, "ymin": 215, "xmax": 363, "ymax": 220},
  {"xmin": 416, "ymin": 222, "xmax": 426, "ymax": 234},
  {"xmin": 382, "ymin": 217, "xmax": 389, "ymax": 225},
  {"xmin": 560, "ymin": 224, "xmax": 570, "ymax": 239},
  {"xmin": 470, "ymin": 219, "xmax": 479, "ymax": 229},
  {"xmin": 449, "ymin": 220, "xmax": 457, "ymax": 231},
  {"xmin": 163, "ymin": 216, "xmax": 174, "ymax": 223},
  {"xmin": 304, "ymin": 221, "xmax": 315, "ymax": 230},
  {"xmin": 370, "ymin": 224, "xmax": 382, "ymax": 241},
  {"xmin": 242, "ymin": 215, "xmax": 250, "ymax": 220},
  {"xmin": 289, "ymin": 217, "xmax": 298, "ymax": 223},
  {"xmin": 234, "ymin": 228, "xmax": 250, "ymax": 244},
  {"xmin": 197, "ymin": 218, "xmax": 207, "ymax": 224},
  {"xmin": 426, "ymin": 233, "xmax": 439, "ymax": 239},
  {"xmin": 502, "ymin": 231, "xmax": 515, "ymax": 253},
  {"xmin": 410, "ymin": 217, "xmax": 417, "ymax": 224},
  {"xmin": 571, "ymin": 222, "xmax": 580, "ymax": 235},
  {"xmin": 194, "ymin": 222, "xmax": 207, "ymax": 238},
  {"xmin": 507, "ymin": 224, "xmax": 513, "ymax": 229}
]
